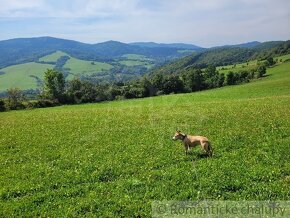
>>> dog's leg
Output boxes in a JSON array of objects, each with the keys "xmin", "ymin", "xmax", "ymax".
[
  {"xmin": 203, "ymin": 142, "xmax": 213, "ymax": 157},
  {"xmin": 208, "ymin": 143, "xmax": 213, "ymax": 157},
  {"xmin": 201, "ymin": 142, "xmax": 209, "ymax": 156},
  {"xmin": 184, "ymin": 144, "xmax": 189, "ymax": 155}
]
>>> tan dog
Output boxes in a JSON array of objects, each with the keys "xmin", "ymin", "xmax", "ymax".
[{"xmin": 172, "ymin": 130, "xmax": 213, "ymax": 156}]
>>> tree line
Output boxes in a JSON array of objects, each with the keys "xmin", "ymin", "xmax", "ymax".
[{"xmin": 0, "ymin": 60, "xmax": 270, "ymax": 112}]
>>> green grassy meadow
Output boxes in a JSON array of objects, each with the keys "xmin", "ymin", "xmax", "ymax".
[
  {"xmin": 217, "ymin": 54, "xmax": 290, "ymax": 75},
  {"xmin": 0, "ymin": 62, "xmax": 290, "ymax": 217},
  {"xmin": 0, "ymin": 51, "xmax": 114, "ymax": 91},
  {"xmin": 121, "ymin": 54, "xmax": 152, "ymax": 61},
  {"xmin": 39, "ymin": 51, "xmax": 69, "ymax": 62},
  {"xmin": 217, "ymin": 60, "xmax": 259, "ymax": 74},
  {"xmin": 120, "ymin": 54, "xmax": 154, "ymax": 69},
  {"xmin": 64, "ymin": 57, "xmax": 113, "ymax": 79},
  {"xmin": 119, "ymin": 60, "xmax": 154, "ymax": 69},
  {"xmin": 275, "ymin": 54, "xmax": 290, "ymax": 63},
  {"xmin": 0, "ymin": 62, "xmax": 54, "ymax": 91}
]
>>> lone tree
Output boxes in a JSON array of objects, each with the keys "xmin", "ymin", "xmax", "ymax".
[
  {"xmin": 43, "ymin": 69, "xmax": 65, "ymax": 102},
  {"xmin": 265, "ymin": 57, "xmax": 275, "ymax": 67}
]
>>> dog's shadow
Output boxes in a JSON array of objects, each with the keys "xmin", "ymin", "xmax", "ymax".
[{"xmin": 185, "ymin": 151, "xmax": 219, "ymax": 161}]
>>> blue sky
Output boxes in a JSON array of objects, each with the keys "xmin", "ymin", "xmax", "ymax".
[{"xmin": 0, "ymin": 0, "xmax": 289, "ymax": 47}]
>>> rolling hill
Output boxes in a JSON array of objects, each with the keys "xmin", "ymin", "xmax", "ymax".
[
  {"xmin": 0, "ymin": 37, "xmax": 289, "ymax": 93},
  {"xmin": 149, "ymin": 40, "xmax": 290, "ymax": 76},
  {"xmin": 0, "ymin": 37, "xmax": 198, "ymax": 69},
  {"xmin": 0, "ymin": 51, "xmax": 115, "ymax": 92},
  {"xmin": 0, "ymin": 37, "xmax": 201, "ymax": 92},
  {"xmin": 0, "ymin": 59, "xmax": 289, "ymax": 217}
]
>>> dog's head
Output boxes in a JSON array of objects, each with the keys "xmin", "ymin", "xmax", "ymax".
[{"xmin": 172, "ymin": 130, "xmax": 186, "ymax": 141}]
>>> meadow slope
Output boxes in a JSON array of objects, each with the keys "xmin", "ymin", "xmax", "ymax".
[
  {"xmin": 0, "ymin": 62, "xmax": 54, "ymax": 91},
  {"xmin": 0, "ymin": 62, "xmax": 290, "ymax": 217}
]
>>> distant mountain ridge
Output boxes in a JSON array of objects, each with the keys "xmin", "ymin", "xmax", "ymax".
[
  {"xmin": 212, "ymin": 41, "xmax": 261, "ymax": 48},
  {"xmin": 130, "ymin": 42, "xmax": 205, "ymax": 50},
  {"xmin": 0, "ymin": 37, "xmax": 197, "ymax": 69},
  {"xmin": 0, "ymin": 36, "xmax": 288, "ymax": 92},
  {"xmin": 0, "ymin": 37, "xmax": 283, "ymax": 68}
]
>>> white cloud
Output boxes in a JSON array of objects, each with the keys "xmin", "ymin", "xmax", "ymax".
[
  {"xmin": 0, "ymin": 0, "xmax": 45, "ymax": 17},
  {"xmin": 0, "ymin": 0, "xmax": 289, "ymax": 46}
]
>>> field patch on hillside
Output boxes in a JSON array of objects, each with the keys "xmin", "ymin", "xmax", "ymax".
[
  {"xmin": 39, "ymin": 51, "xmax": 69, "ymax": 63},
  {"xmin": 217, "ymin": 59, "xmax": 259, "ymax": 74},
  {"xmin": 120, "ymin": 54, "xmax": 154, "ymax": 69},
  {"xmin": 274, "ymin": 54, "xmax": 290, "ymax": 63},
  {"xmin": 0, "ymin": 62, "xmax": 54, "ymax": 91},
  {"xmin": 121, "ymin": 54, "xmax": 152, "ymax": 61},
  {"xmin": 64, "ymin": 57, "xmax": 113, "ymax": 79}
]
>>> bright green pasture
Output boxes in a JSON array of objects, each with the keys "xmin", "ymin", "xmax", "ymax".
[
  {"xmin": 122, "ymin": 54, "xmax": 152, "ymax": 61},
  {"xmin": 274, "ymin": 54, "xmax": 290, "ymax": 63},
  {"xmin": 0, "ymin": 62, "xmax": 290, "ymax": 217},
  {"xmin": 217, "ymin": 60, "xmax": 259, "ymax": 74},
  {"xmin": 0, "ymin": 62, "xmax": 54, "ymax": 91},
  {"xmin": 120, "ymin": 54, "xmax": 154, "ymax": 69},
  {"xmin": 119, "ymin": 60, "xmax": 154, "ymax": 69},
  {"xmin": 64, "ymin": 57, "xmax": 113, "ymax": 79},
  {"xmin": 217, "ymin": 54, "xmax": 290, "ymax": 74},
  {"xmin": 39, "ymin": 51, "xmax": 69, "ymax": 62},
  {"xmin": 0, "ymin": 53, "xmax": 113, "ymax": 90}
]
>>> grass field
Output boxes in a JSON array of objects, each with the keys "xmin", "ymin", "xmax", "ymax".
[
  {"xmin": 0, "ymin": 62, "xmax": 54, "ymax": 91},
  {"xmin": 64, "ymin": 57, "xmax": 113, "ymax": 79},
  {"xmin": 217, "ymin": 54, "xmax": 290, "ymax": 75},
  {"xmin": 217, "ymin": 60, "xmax": 259, "ymax": 74},
  {"xmin": 121, "ymin": 54, "xmax": 152, "ymax": 61},
  {"xmin": 274, "ymin": 54, "xmax": 290, "ymax": 63},
  {"xmin": 120, "ymin": 54, "xmax": 154, "ymax": 69},
  {"xmin": 0, "ymin": 61, "xmax": 290, "ymax": 217},
  {"xmin": 119, "ymin": 60, "xmax": 154, "ymax": 69},
  {"xmin": 39, "ymin": 51, "xmax": 69, "ymax": 63}
]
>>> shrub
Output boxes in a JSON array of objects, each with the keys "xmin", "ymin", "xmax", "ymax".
[
  {"xmin": 156, "ymin": 90, "xmax": 164, "ymax": 96},
  {"xmin": 0, "ymin": 99, "xmax": 6, "ymax": 112},
  {"xmin": 256, "ymin": 65, "xmax": 267, "ymax": 78},
  {"xmin": 162, "ymin": 76, "xmax": 184, "ymax": 94},
  {"xmin": 5, "ymin": 88, "xmax": 25, "ymax": 110},
  {"xmin": 239, "ymin": 71, "xmax": 250, "ymax": 83},
  {"xmin": 24, "ymin": 99, "xmax": 59, "ymax": 109},
  {"xmin": 65, "ymin": 79, "xmax": 98, "ymax": 104},
  {"xmin": 115, "ymin": 95, "xmax": 125, "ymax": 101},
  {"xmin": 225, "ymin": 71, "xmax": 236, "ymax": 85},
  {"xmin": 265, "ymin": 57, "xmax": 275, "ymax": 67}
]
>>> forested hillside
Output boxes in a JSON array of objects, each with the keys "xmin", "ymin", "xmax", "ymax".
[{"xmin": 150, "ymin": 40, "xmax": 289, "ymax": 76}]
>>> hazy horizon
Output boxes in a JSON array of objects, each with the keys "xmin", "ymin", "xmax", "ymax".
[
  {"xmin": 0, "ymin": 0, "xmax": 289, "ymax": 47},
  {"xmin": 0, "ymin": 35, "xmax": 274, "ymax": 48}
]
